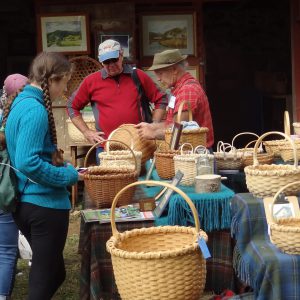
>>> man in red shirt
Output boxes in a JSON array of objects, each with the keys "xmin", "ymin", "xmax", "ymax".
[
  {"xmin": 67, "ymin": 39, "xmax": 167, "ymax": 144},
  {"xmin": 136, "ymin": 49, "xmax": 214, "ymax": 148}
]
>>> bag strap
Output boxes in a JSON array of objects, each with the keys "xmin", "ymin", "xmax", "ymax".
[{"xmin": 131, "ymin": 68, "xmax": 153, "ymax": 123}]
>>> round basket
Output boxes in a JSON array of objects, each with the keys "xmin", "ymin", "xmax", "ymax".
[
  {"xmin": 67, "ymin": 117, "xmax": 95, "ymax": 143},
  {"xmin": 241, "ymin": 140, "xmax": 274, "ymax": 167},
  {"xmin": 165, "ymin": 101, "xmax": 208, "ymax": 148},
  {"xmin": 154, "ymin": 144, "xmax": 179, "ymax": 179},
  {"xmin": 231, "ymin": 132, "xmax": 262, "ymax": 155},
  {"xmin": 244, "ymin": 131, "xmax": 300, "ymax": 198},
  {"xmin": 279, "ymin": 141, "xmax": 300, "ymax": 162},
  {"xmin": 100, "ymin": 129, "xmax": 142, "ymax": 175},
  {"xmin": 108, "ymin": 124, "xmax": 156, "ymax": 164},
  {"xmin": 106, "ymin": 180, "xmax": 208, "ymax": 300},
  {"xmin": 269, "ymin": 181, "xmax": 300, "ymax": 255},
  {"xmin": 83, "ymin": 140, "xmax": 138, "ymax": 208},
  {"xmin": 214, "ymin": 141, "xmax": 243, "ymax": 171}
]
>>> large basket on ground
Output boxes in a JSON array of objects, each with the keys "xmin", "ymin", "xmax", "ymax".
[
  {"xmin": 165, "ymin": 101, "xmax": 208, "ymax": 148},
  {"xmin": 108, "ymin": 123, "xmax": 156, "ymax": 164},
  {"xmin": 245, "ymin": 131, "xmax": 300, "ymax": 198},
  {"xmin": 100, "ymin": 128, "xmax": 142, "ymax": 175},
  {"xmin": 106, "ymin": 180, "xmax": 208, "ymax": 300},
  {"xmin": 269, "ymin": 181, "xmax": 300, "ymax": 255},
  {"xmin": 154, "ymin": 147, "xmax": 179, "ymax": 179},
  {"xmin": 214, "ymin": 141, "xmax": 243, "ymax": 170},
  {"xmin": 83, "ymin": 140, "xmax": 138, "ymax": 208}
]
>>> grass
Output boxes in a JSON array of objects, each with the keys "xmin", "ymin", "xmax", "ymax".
[{"xmin": 11, "ymin": 212, "xmax": 81, "ymax": 300}]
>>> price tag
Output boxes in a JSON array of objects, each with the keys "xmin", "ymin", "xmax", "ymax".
[
  {"xmin": 198, "ymin": 237, "xmax": 211, "ymax": 259},
  {"xmin": 168, "ymin": 95, "xmax": 176, "ymax": 109}
]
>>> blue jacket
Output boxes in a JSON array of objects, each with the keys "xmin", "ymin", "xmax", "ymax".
[{"xmin": 5, "ymin": 85, "xmax": 78, "ymax": 209}]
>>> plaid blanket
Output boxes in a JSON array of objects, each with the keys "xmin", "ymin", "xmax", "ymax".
[{"xmin": 231, "ymin": 193, "xmax": 300, "ymax": 300}]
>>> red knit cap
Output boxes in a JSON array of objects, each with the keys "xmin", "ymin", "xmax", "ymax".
[{"xmin": 4, "ymin": 74, "xmax": 28, "ymax": 96}]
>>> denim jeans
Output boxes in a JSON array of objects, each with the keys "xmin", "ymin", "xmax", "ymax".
[{"xmin": 0, "ymin": 211, "xmax": 18, "ymax": 296}]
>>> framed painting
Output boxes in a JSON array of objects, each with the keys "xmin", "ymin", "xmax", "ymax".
[
  {"xmin": 37, "ymin": 13, "xmax": 90, "ymax": 55},
  {"xmin": 141, "ymin": 13, "xmax": 196, "ymax": 57}
]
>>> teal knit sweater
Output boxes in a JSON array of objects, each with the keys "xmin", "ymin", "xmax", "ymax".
[{"xmin": 5, "ymin": 85, "xmax": 78, "ymax": 209}]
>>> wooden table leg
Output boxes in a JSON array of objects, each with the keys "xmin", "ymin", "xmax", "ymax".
[{"xmin": 71, "ymin": 146, "xmax": 78, "ymax": 210}]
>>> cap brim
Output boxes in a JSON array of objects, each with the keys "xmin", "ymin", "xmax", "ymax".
[
  {"xmin": 98, "ymin": 50, "xmax": 119, "ymax": 63},
  {"xmin": 148, "ymin": 55, "xmax": 187, "ymax": 71}
]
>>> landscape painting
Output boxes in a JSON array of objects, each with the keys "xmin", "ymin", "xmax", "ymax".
[
  {"xmin": 38, "ymin": 14, "xmax": 90, "ymax": 54},
  {"xmin": 141, "ymin": 14, "xmax": 195, "ymax": 56}
]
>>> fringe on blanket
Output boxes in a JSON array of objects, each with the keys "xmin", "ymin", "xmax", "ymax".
[
  {"xmin": 167, "ymin": 193, "xmax": 232, "ymax": 232},
  {"xmin": 233, "ymin": 246, "xmax": 253, "ymax": 287}
]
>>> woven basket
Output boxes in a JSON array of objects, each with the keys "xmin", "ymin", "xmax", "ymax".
[
  {"xmin": 83, "ymin": 140, "xmax": 138, "ymax": 208},
  {"xmin": 154, "ymin": 143, "xmax": 179, "ymax": 179},
  {"xmin": 65, "ymin": 56, "xmax": 102, "ymax": 98},
  {"xmin": 100, "ymin": 129, "xmax": 142, "ymax": 175},
  {"xmin": 231, "ymin": 132, "xmax": 262, "ymax": 155},
  {"xmin": 244, "ymin": 131, "xmax": 300, "ymax": 198},
  {"xmin": 241, "ymin": 140, "xmax": 274, "ymax": 167},
  {"xmin": 165, "ymin": 101, "xmax": 208, "ymax": 148},
  {"xmin": 106, "ymin": 180, "xmax": 208, "ymax": 300},
  {"xmin": 279, "ymin": 141, "xmax": 300, "ymax": 162},
  {"xmin": 263, "ymin": 111, "xmax": 291, "ymax": 157},
  {"xmin": 269, "ymin": 181, "xmax": 300, "ymax": 255},
  {"xmin": 293, "ymin": 122, "xmax": 300, "ymax": 135},
  {"xmin": 214, "ymin": 141, "xmax": 243, "ymax": 171},
  {"xmin": 108, "ymin": 124, "xmax": 156, "ymax": 164},
  {"xmin": 66, "ymin": 117, "xmax": 95, "ymax": 143}
]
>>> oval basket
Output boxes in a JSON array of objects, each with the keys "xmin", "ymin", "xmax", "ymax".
[
  {"xmin": 106, "ymin": 180, "xmax": 208, "ymax": 300},
  {"xmin": 165, "ymin": 101, "xmax": 208, "ymax": 148},
  {"xmin": 83, "ymin": 140, "xmax": 138, "ymax": 208},
  {"xmin": 108, "ymin": 123, "xmax": 156, "ymax": 164},
  {"xmin": 66, "ymin": 118, "xmax": 96, "ymax": 143},
  {"xmin": 269, "ymin": 181, "xmax": 300, "ymax": 255},
  {"xmin": 231, "ymin": 132, "xmax": 262, "ymax": 155},
  {"xmin": 244, "ymin": 131, "xmax": 300, "ymax": 198},
  {"xmin": 100, "ymin": 128, "xmax": 142, "ymax": 175}
]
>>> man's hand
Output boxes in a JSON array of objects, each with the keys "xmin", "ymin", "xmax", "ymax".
[
  {"xmin": 135, "ymin": 122, "xmax": 156, "ymax": 140},
  {"xmin": 83, "ymin": 129, "xmax": 105, "ymax": 144}
]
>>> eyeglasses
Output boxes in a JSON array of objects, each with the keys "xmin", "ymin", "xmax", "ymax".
[{"xmin": 102, "ymin": 57, "xmax": 119, "ymax": 65}]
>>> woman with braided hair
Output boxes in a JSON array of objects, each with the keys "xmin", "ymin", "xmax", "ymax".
[{"xmin": 4, "ymin": 52, "xmax": 82, "ymax": 300}]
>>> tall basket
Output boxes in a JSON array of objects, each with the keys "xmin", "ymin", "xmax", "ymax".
[
  {"xmin": 106, "ymin": 180, "xmax": 208, "ymax": 300},
  {"xmin": 165, "ymin": 101, "xmax": 208, "ymax": 148},
  {"xmin": 244, "ymin": 131, "xmax": 300, "ymax": 198},
  {"xmin": 269, "ymin": 181, "xmax": 300, "ymax": 255},
  {"xmin": 83, "ymin": 140, "xmax": 138, "ymax": 208}
]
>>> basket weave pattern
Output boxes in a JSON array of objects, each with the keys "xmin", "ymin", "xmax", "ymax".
[
  {"xmin": 67, "ymin": 119, "xmax": 95, "ymax": 143},
  {"xmin": 154, "ymin": 150, "xmax": 179, "ymax": 179},
  {"xmin": 106, "ymin": 180, "xmax": 207, "ymax": 300}
]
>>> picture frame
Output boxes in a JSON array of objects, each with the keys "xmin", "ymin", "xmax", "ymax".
[
  {"xmin": 169, "ymin": 122, "xmax": 183, "ymax": 150},
  {"xmin": 187, "ymin": 65, "xmax": 200, "ymax": 81},
  {"xmin": 263, "ymin": 196, "xmax": 300, "ymax": 225},
  {"xmin": 141, "ymin": 13, "xmax": 196, "ymax": 57},
  {"xmin": 37, "ymin": 13, "xmax": 90, "ymax": 55}
]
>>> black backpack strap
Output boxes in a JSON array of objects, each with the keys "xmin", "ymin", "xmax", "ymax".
[{"xmin": 131, "ymin": 68, "xmax": 153, "ymax": 123}]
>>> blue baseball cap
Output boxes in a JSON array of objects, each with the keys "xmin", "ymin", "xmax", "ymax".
[{"xmin": 98, "ymin": 39, "xmax": 121, "ymax": 63}]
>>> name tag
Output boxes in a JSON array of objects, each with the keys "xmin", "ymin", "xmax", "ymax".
[
  {"xmin": 168, "ymin": 95, "xmax": 176, "ymax": 109},
  {"xmin": 198, "ymin": 236, "xmax": 211, "ymax": 259}
]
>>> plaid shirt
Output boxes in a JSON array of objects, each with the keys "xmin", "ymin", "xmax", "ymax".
[{"xmin": 166, "ymin": 72, "xmax": 214, "ymax": 148}]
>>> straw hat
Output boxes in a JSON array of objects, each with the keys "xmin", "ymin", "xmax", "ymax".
[{"xmin": 148, "ymin": 49, "xmax": 187, "ymax": 71}]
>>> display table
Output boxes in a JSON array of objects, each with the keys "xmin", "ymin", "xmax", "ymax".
[
  {"xmin": 79, "ymin": 183, "xmax": 236, "ymax": 299},
  {"xmin": 231, "ymin": 193, "xmax": 300, "ymax": 300}
]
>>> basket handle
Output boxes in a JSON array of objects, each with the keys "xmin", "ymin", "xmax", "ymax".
[
  {"xmin": 179, "ymin": 143, "xmax": 193, "ymax": 155},
  {"xmin": 83, "ymin": 139, "xmax": 138, "ymax": 171},
  {"xmin": 284, "ymin": 110, "xmax": 291, "ymax": 136},
  {"xmin": 110, "ymin": 180, "xmax": 200, "ymax": 237},
  {"xmin": 176, "ymin": 100, "xmax": 193, "ymax": 123},
  {"xmin": 194, "ymin": 145, "xmax": 209, "ymax": 154},
  {"xmin": 270, "ymin": 181, "xmax": 300, "ymax": 224},
  {"xmin": 241, "ymin": 140, "xmax": 261, "ymax": 158},
  {"xmin": 107, "ymin": 127, "xmax": 134, "ymax": 152},
  {"xmin": 252, "ymin": 131, "xmax": 298, "ymax": 168},
  {"xmin": 231, "ymin": 132, "xmax": 259, "ymax": 149}
]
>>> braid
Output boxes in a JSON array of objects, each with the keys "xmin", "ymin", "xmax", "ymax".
[{"xmin": 41, "ymin": 77, "xmax": 57, "ymax": 145}]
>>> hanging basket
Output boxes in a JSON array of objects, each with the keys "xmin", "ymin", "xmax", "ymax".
[
  {"xmin": 106, "ymin": 180, "xmax": 208, "ymax": 300},
  {"xmin": 214, "ymin": 141, "xmax": 243, "ymax": 171},
  {"xmin": 269, "ymin": 181, "xmax": 300, "ymax": 255},
  {"xmin": 100, "ymin": 128, "xmax": 142, "ymax": 175},
  {"xmin": 83, "ymin": 140, "xmax": 138, "ymax": 208},
  {"xmin": 108, "ymin": 123, "xmax": 156, "ymax": 164},
  {"xmin": 165, "ymin": 101, "xmax": 208, "ymax": 148},
  {"xmin": 244, "ymin": 131, "xmax": 300, "ymax": 198}
]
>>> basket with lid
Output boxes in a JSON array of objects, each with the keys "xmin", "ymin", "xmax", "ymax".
[{"xmin": 106, "ymin": 180, "xmax": 208, "ymax": 300}]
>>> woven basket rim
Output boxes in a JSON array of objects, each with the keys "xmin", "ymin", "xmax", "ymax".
[
  {"xmin": 244, "ymin": 164, "xmax": 300, "ymax": 175},
  {"xmin": 166, "ymin": 127, "xmax": 208, "ymax": 134},
  {"xmin": 84, "ymin": 167, "xmax": 137, "ymax": 179},
  {"xmin": 173, "ymin": 153, "xmax": 214, "ymax": 162},
  {"xmin": 270, "ymin": 218, "xmax": 300, "ymax": 232},
  {"xmin": 99, "ymin": 150, "xmax": 142, "ymax": 158},
  {"xmin": 106, "ymin": 226, "xmax": 207, "ymax": 259},
  {"xmin": 154, "ymin": 150, "xmax": 179, "ymax": 157}
]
